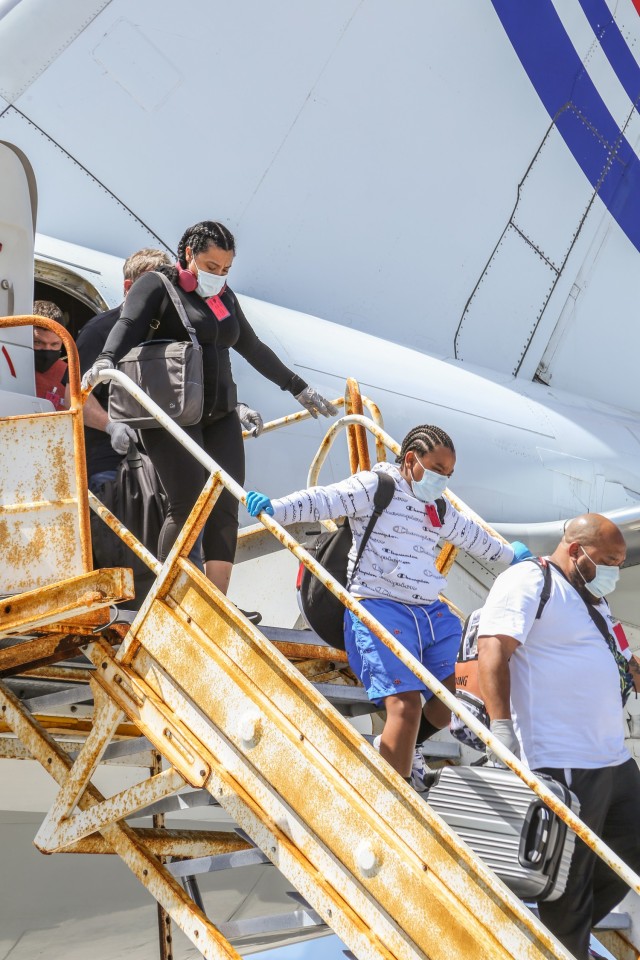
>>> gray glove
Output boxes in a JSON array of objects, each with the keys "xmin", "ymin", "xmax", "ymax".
[
  {"xmin": 294, "ymin": 385, "xmax": 338, "ymax": 419},
  {"xmin": 236, "ymin": 402, "xmax": 264, "ymax": 437},
  {"xmin": 106, "ymin": 419, "xmax": 137, "ymax": 455},
  {"xmin": 82, "ymin": 357, "xmax": 113, "ymax": 391},
  {"xmin": 486, "ymin": 719, "xmax": 521, "ymax": 767}
]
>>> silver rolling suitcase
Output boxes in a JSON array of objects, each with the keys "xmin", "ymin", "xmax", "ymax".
[{"xmin": 427, "ymin": 766, "xmax": 579, "ymax": 901}]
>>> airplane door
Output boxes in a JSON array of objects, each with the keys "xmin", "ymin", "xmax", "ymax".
[{"xmin": 0, "ymin": 141, "xmax": 38, "ymax": 397}]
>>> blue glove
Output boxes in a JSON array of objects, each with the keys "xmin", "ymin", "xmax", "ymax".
[
  {"xmin": 246, "ymin": 490, "xmax": 274, "ymax": 517},
  {"xmin": 510, "ymin": 540, "xmax": 533, "ymax": 564}
]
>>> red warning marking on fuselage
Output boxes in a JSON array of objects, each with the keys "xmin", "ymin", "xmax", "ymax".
[{"xmin": 2, "ymin": 345, "xmax": 16, "ymax": 377}]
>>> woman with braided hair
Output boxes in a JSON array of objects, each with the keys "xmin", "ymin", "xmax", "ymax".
[
  {"xmin": 245, "ymin": 424, "xmax": 531, "ymax": 789},
  {"xmin": 83, "ymin": 220, "xmax": 336, "ymax": 605}
]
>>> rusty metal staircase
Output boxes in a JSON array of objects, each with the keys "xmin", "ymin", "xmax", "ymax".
[{"xmin": 1, "ymin": 316, "xmax": 640, "ymax": 960}]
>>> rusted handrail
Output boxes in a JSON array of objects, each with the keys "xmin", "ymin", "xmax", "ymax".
[
  {"xmin": 240, "ymin": 389, "xmax": 385, "ymax": 465},
  {"xmin": 84, "ymin": 365, "xmax": 640, "ymax": 900},
  {"xmin": 345, "ymin": 378, "xmax": 370, "ymax": 472},
  {"xmin": 88, "ymin": 491, "xmax": 162, "ymax": 575},
  {"xmin": 240, "ymin": 396, "xmax": 345, "ymax": 439}
]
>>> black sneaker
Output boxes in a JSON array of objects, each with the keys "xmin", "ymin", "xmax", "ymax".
[{"xmin": 240, "ymin": 609, "xmax": 262, "ymax": 625}]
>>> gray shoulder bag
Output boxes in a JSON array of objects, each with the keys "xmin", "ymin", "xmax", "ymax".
[{"xmin": 108, "ymin": 272, "xmax": 204, "ymax": 430}]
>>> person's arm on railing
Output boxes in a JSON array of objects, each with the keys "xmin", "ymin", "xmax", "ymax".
[
  {"xmin": 246, "ymin": 470, "xmax": 380, "ymax": 524},
  {"xmin": 439, "ymin": 501, "xmax": 529, "ymax": 566},
  {"xmin": 477, "ymin": 633, "xmax": 522, "ymax": 766}
]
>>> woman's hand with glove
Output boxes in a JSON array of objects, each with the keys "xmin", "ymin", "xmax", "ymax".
[
  {"xmin": 294, "ymin": 385, "xmax": 338, "ymax": 419},
  {"xmin": 81, "ymin": 357, "xmax": 113, "ymax": 391},
  {"xmin": 236, "ymin": 403, "xmax": 264, "ymax": 437}
]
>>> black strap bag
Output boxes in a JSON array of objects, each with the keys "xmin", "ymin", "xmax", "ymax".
[
  {"xmin": 297, "ymin": 472, "xmax": 395, "ymax": 650},
  {"xmin": 548, "ymin": 561, "xmax": 636, "ymax": 706},
  {"xmin": 108, "ymin": 272, "xmax": 204, "ymax": 429},
  {"xmin": 90, "ymin": 446, "xmax": 167, "ymax": 609}
]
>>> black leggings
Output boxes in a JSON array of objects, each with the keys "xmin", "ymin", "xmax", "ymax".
[{"xmin": 141, "ymin": 410, "xmax": 244, "ymax": 564}]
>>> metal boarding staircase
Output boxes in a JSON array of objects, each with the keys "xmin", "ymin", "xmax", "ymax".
[{"xmin": 1, "ymin": 317, "xmax": 640, "ymax": 960}]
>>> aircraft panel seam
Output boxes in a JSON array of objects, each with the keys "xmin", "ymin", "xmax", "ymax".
[
  {"xmin": 0, "ymin": 0, "xmax": 114, "ymax": 102},
  {"xmin": 237, "ymin": 0, "xmax": 366, "ymax": 224},
  {"xmin": 294, "ymin": 367, "xmax": 557, "ymax": 439},
  {"xmin": 5, "ymin": 105, "xmax": 173, "ymax": 253}
]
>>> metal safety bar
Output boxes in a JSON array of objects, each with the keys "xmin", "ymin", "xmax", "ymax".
[
  {"xmin": 88, "ymin": 366, "xmax": 640, "ymax": 901},
  {"xmin": 241, "ymin": 397, "xmax": 344, "ymax": 438},
  {"xmin": 1, "ymin": 315, "xmax": 93, "ymax": 575}
]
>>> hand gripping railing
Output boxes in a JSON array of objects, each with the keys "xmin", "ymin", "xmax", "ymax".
[
  {"xmin": 239, "ymin": 377, "xmax": 387, "ymax": 468},
  {"xmin": 87, "ymin": 366, "xmax": 640, "ymax": 903}
]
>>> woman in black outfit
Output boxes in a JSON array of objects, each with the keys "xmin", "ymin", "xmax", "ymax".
[{"xmin": 83, "ymin": 220, "xmax": 336, "ymax": 597}]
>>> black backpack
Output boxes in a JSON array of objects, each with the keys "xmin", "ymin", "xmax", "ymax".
[
  {"xmin": 90, "ymin": 445, "xmax": 167, "ymax": 610},
  {"xmin": 297, "ymin": 472, "xmax": 396, "ymax": 649}
]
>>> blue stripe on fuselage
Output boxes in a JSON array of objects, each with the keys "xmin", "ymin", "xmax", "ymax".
[
  {"xmin": 578, "ymin": 0, "xmax": 640, "ymax": 106},
  {"xmin": 490, "ymin": 0, "xmax": 640, "ymax": 251}
]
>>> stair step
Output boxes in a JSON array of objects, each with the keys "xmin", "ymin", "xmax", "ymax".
[
  {"xmin": 217, "ymin": 907, "xmax": 325, "ymax": 941},
  {"xmin": 593, "ymin": 911, "xmax": 631, "ymax": 930},
  {"xmin": 168, "ymin": 846, "xmax": 271, "ymax": 878},
  {"xmin": 138, "ymin": 789, "xmax": 219, "ymax": 817},
  {"xmin": 23, "ymin": 684, "xmax": 92, "ymax": 711},
  {"xmin": 261, "ymin": 625, "xmax": 337, "ymax": 649},
  {"xmin": 313, "ymin": 682, "xmax": 375, "ymax": 716},
  {"xmin": 101, "ymin": 736, "xmax": 154, "ymax": 761}
]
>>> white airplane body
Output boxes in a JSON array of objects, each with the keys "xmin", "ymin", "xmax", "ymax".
[{"xmin": 2, "ymin": 3, "xmax": 640, "ymax": 956}]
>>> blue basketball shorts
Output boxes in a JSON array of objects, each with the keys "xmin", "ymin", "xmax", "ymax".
[{"xmin": 344, "ymin": 597, "xmax": 461, "ymax": 706}]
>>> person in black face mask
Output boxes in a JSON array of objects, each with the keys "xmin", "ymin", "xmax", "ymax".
[{"xmin": 33, "ymin": 301, "xmax": 67, "ymax": 410}]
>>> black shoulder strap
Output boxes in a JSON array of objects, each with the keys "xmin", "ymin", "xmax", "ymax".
[
  {"xmin": 547, "ymin": 560, "xmax": 634, "ymax": 703},
  {"xmin": 348, "ymin": 472, "xmax": 395, "ymax": 586},
  {"xmin": 547, "ymin": 558, "xmax": 613, "ymax": 643},
  {"xmin": 582, "ymin": 597, "xmax": 615, "ymax": 645},
  {"xmin": 525, "ymin": 556, "xmax": 553, "ymax": 619},
  {"xmin": 373, "ymin": 470, "xmax": 395, "ymax": 511},
  {"xmin": 435, "ymin": 496, "xmax": 447, "ymax": 525},
  {"xmin": 153, "ymin": 272, "xmax": 200, "ymax": 346}
]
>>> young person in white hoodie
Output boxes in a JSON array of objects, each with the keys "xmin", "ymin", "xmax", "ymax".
[{"xmin": 246, "ymin": 424, "xmax": 530, "ymax": 788}]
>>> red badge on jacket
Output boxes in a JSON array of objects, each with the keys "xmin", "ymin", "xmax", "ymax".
[
  {"xmin": 207, "ymin": 295, "xmax": 231, "ymax": 321},
  {"xmin": 425, "ymin": 503, "xmax": 443, "ymax": 528}
]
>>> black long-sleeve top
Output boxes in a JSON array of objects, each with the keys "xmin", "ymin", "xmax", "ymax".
[{"xmin": 98, "ymin": 271, "xmax": 307, "ymax": 418}]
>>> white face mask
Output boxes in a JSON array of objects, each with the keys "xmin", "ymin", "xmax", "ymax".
[
  {"xmin": 576, "ymin": 545, "xmax": 620, "ymax": 598},
  {"xmin": 192, "ymin": 258, "xmax": 227, "ymax": 298},
  {"xmin": 411, "ymin": 460, "xmax": 448, "ymax": 502}
]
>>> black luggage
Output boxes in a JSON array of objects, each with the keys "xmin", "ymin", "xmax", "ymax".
[
  {"xmin": 427, "ymin": 765, "xmax": 579, "ymax": 901},
  {"xmin": 90, "ymin": 445, "xmax": 167, "ymax": 610}
]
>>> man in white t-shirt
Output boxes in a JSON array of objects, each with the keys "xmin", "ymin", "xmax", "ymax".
[{"xmin": 477, "ymin": 514, "xmax": 640, "ymax": 960}]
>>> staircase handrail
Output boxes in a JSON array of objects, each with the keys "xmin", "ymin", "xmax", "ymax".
[{"xmin": 86, "ymin": 365, "xmax": 640, "ymax": 899}]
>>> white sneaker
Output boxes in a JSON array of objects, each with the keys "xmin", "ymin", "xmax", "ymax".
[
  {"xmin": 372, "ymin": 736, "xmax": 428, "ymax": 793},
  {"xmin": 410, "ymin": 748, "xmax": 429, "ymax": 793}
]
